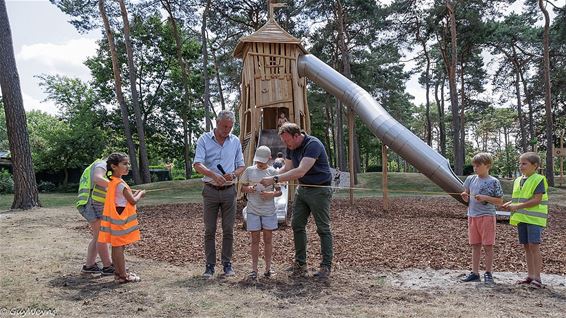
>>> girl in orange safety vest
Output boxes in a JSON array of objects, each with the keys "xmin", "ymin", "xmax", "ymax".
[{"xmin": 98, "ymin": 153, "xmax": 145, "ymax": 283}]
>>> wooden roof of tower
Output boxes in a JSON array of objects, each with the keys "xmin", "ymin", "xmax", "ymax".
[{"xmin": 233, "ymin": 17, "xmax": 307, "ymax": 58}]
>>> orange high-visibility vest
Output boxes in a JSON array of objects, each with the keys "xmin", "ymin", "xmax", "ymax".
[{"xmin": 98, "ymin": 177, "xmax": 140, "ymax": 246}]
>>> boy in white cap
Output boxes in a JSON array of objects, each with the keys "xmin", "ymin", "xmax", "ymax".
[{"xmin": 240, "ymin": 145, "xmax": 282, "ymax": 281}]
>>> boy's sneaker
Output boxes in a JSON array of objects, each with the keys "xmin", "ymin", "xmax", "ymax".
[
  {"xmin": 101, "ymin": 264, "xmax": 115, "ymax": 276},
  {"xmin": 203, "ymin": 264, "xmax": 215, "ymax": 279},
  {"xmin": 81, "ymin": 264, "xmax": 102, "ymax": 274},
  {"xmin": 483, "ymin": 272, "xmax": 495, "ymax": 285},
  {"xmin": 223, "ymin": 262, "xmax": 235, "ymax": 276},
  {"xmin": 313, "ymin": 265, "xmax": 331, "ymax": 280},
  {"xmin": 461, "ymin": 272, "xmax": 480, "ymax": 282}
]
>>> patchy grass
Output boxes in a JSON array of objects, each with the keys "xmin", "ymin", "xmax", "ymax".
[
  {"xmin": 2, "ymin": 205, "xmax": 566, "ymax": 317},
  {"xmin": 130, "ymin": 179, "xmax": 204, "ymax": 206},
  {"xmin": 0, "ymin": 192, "xmax": 77, "ymax": 211},
  {"xmin": 1, "ymin": 173, "xmax": 564, "ymax": 211},
  {"xmin": 336, "ymin": 172, "xmax": 566, "ymax": 207}
]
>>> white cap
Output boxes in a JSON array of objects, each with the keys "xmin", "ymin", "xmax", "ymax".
[{"xmin": 253, "ymin": 146, "xmax": 271, "ymax": 163}]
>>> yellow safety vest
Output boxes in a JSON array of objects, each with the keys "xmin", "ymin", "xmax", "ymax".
[
  {"xmin": 76, "ymin": 160, "xmax": 107, "ymax": 207},
  {"xmin": 509, "ymin": 173, "xmax": 549, "ymax": 227}
]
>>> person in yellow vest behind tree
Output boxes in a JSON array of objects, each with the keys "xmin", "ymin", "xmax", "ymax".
[
  {"xmin": 77, "ymin": 157, "xmax": 114, "ymax": 275},
  {"xmin": 98, "ymin": 153, "xmax": 145, "ymax": 283},
  {"xmin": 502, "ymin": 152, "xmax": 549, "ymax": 289}
]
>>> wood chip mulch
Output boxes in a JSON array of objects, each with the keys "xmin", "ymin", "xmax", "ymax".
[{"xmin": 128, "ymin": 197, "xmax": 566, "ymax": 274}]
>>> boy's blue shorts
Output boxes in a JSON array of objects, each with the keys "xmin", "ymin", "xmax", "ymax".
[
  {"xmin": 517, "ymin": 222, "xmax": 543, "ymax": 244},
  {"xmin": 78, "ymin": 201, "xmax": 104, "ymax": 222}
]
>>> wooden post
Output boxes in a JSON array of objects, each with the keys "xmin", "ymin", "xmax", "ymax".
[
  {"xmin": 348, "ymin": 109, "xmax": 355, "ymax": 205},
  {"xmin": 382, "ymin": 144, "xmax": 389, "ymax": 210}
]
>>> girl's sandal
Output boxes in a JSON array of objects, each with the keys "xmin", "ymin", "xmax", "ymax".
[
  {"xmin": 516, "ymin": 277, "xmax": 532, "ymax": 285},
  {"xmin": 530, "ymin": 279, "xmax": 543, "ymax": 289},
  {"xmin": 248, "ymin": 271, "xmax": 258, "ymax": 281},
  {"xmin": 115, "ymin": 272, "xmax": 141, "ymax": 284}
]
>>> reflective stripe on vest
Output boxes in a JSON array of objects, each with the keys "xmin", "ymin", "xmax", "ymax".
[
  {"xmin": 512, "ymin": 198, "xmax": 549, "ymax": 205},
  {"xmin": 509, "ymin": 174, "xmax": 549, "ymax": 227},
  {"xmin": 102, "ymin": 214, "xmax": 138, "ymax": 225},
  {"xmin": 92, "ymin": 184, "xmax": 107, "ymax": 203},
  {"xmin": 98, "ymin": 177, "xmax": 140, "ymax": 247},
  {"xmin": 76, "ymin": 160, "xmax": 107, "ymax": 207},
  {"xmin": 100, "ymin": 225, "xmax": 140, "ymax": 237}
]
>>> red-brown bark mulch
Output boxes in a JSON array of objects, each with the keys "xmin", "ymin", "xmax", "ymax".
[{"xmin": 129, "ymin": 197, "xmax": 566, "ymax": 274}]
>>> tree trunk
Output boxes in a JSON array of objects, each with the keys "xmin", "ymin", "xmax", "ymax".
[
  {"xmin": 0, "ymin": 0, "xmax": 40, "ymax": 209},
  {"xmin": 327, "ymin": 94, "xmax": 337, "ymax": 167},
  {"xmin": 440, "ymin": 74, "xmax": 447, "ymax": 156},
  {"xmin": 118, "ymin": 0, "xmax": 151, "ymax": 184},
  {"xmin": 503, "ymin": 126, "xmax": 512, "ymax": 178},
  {"xmin": 445, "ymin": 1, "xmax": 462, "ymax": 174},
  {"xmin": 202, "ymin": 0, "xmax": 212, "ymax": 130},
  {"xmin": 335, "ymin": 99, "xmax": 346, "ymax": 170},
  {"xmin": 513, "ymin": 60, "xmax": 528, "ymax": 152},
  {"xmin": 323, "ymin": 94, "xmax": 334, "ymax": 166},
  {"xmin": 211, "ymin": 47, "xmax": 226, "ymax": 110},
  {"xmin": 63, "ymin": 167, "xmax": 69, "ymax": 188},
  {"xmin": 335, "ymin": 0, "xmax": 358, "ymax": 183},
  {"xmin": 161, "ymin": 0, "xmax": 193, "ymax": 178},
  {"xmin": 459, "ymin": 58, "xmax": 466, "ymax": 166},
  {"xmin": 182, "ymin": 113, "xmax": 192, "ymax": 179},
  {"xmin": 538, "ymin": 0, "xmax": 554, "ymax": 186},
  {"xmin": 518, "ymin": 63, "xmax": 535, "ymax": 151},
  {"xmin": 416, "ymin": 17, "xmax": 432, "ymax": 146},
  {"xmin": 434, "ymin": 75, "xmax": 446, "ymax": 156},
  {"xmin": 98, "ymin": 0, "xmax": 141, "ymax": 184}
]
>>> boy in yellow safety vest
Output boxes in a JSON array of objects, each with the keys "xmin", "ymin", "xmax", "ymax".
[
  {"xmin": 502, "ymin": 152, "xmax": 549, "ymax": 289},
  {"xmin": 77, "ymin": 159, "xmax": 114, "ymax": 275}
]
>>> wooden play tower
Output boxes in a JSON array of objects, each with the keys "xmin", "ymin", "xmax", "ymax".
[{"xmin": 233, "ymin": 4, "xmax": 311, "ymax": 167}]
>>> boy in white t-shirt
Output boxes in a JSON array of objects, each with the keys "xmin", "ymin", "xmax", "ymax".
[{"xmin": 240, "ymin": 146, "xmax": 282, "ymax": 281}]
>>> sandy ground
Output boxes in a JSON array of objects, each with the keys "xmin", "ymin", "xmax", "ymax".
[{"xmin": 1, "ymin": 206, "xmax": 566, "ymax": 317}]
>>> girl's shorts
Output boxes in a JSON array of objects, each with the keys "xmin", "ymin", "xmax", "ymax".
[{"xmin": 517, "ymin": 222, "xmax": 543, "ymax": 244}]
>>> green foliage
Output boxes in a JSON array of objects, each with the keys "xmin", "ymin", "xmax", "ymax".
[
  {"xmin": 366, "ymin": 165, "xmax": 383, "ymax": 172},
  {"xmin": 83, "ymin": 11, "xmax": 205, "ymax": 165},
  {"xmin": 37, "ymin": 181, "xmax": 57, "ymax": 193},
  {"xmin": 0, "ymin": 100, "xmax": 8, "ymax": 150},
  {"xmin": 49, "ymin": 0, "xmax": 102, "ymax": 33},
  {"xmin": 0, "ymin": 170, "xmax": 14, "ymax": 194},
  {"xmin": 57, "ymin": 183, "xmax": 80, "ymax": 193},
  {"xmin": 171, "ymin": 169, "xmax": 186, "ymax": 180},
  {"xmin": 39, "ymin": 0, "xmax": 565, "ymax": 186},
  {"xmin": 34, "ymin": 75, "xmax": 108, "ymax": 176},
  {"xmin": 151, "ymin": 173, "xmax": 160, "ymax": 183}
]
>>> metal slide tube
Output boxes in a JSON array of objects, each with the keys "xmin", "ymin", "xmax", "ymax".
[{"xmin": 298, "ymin": 54, "xmax": 465, "ymax": 203}]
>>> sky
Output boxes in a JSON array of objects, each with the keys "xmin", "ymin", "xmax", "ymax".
[
  {"xmin": 5, "ymin": 0, "xmax": 99, "ymax": 115},
  {"xmin": 3, "ymin": 0, "xmax": 431, "ymax": 117},
  {"xmin": 2, "ymin": 0, "xmax": 560, "ymax": 117}
]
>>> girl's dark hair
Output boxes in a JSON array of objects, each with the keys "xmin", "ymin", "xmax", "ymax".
[{"xmin": 106, "ymin": 152, "xmax": 129, "ymax": 179}]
